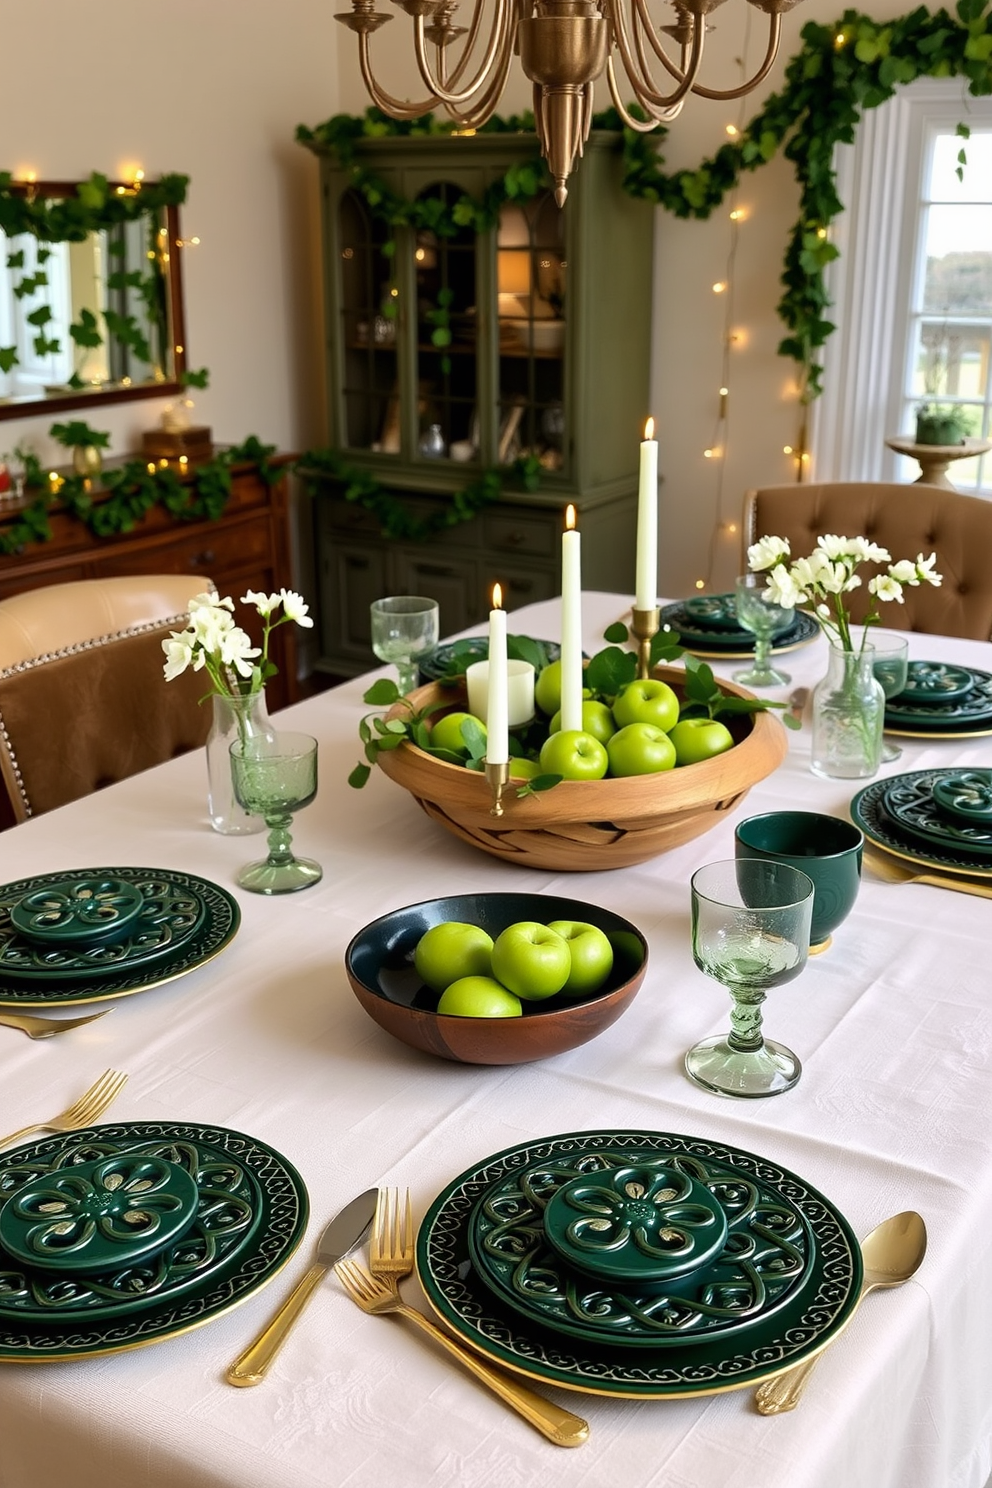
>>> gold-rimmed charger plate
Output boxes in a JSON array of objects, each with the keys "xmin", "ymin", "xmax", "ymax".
[
  {"xmin": 0, "ymin": 869, "xmax": 240, "ymax": 1007},
  {"xmin": 416, "ymin": 1129, "xmax": 862, "ymax": 1399},
  {"xmin": 851, "ymin": 773, "xmax": 992, "ymax": 880}
]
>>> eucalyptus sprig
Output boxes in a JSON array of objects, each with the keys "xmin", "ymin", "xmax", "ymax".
[{"xmin": 349, "ymin": 676, "xmax": 481, "ymax": 788}]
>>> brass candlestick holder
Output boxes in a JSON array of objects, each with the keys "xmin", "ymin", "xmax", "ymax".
[
  {"xmin": 630, "ymin": 606, "xmax": 661, "ymax": 679},
  {"xmin": 485, "ymin": 759, "xmax": 510, "ymax": 817}
]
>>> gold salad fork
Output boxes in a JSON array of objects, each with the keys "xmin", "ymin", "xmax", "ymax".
[
  {"xmin": 369, "ymin": 1186, "xmax": 414, "ymax": 1293},
  {"xmin": 0, "ymin": 1009, "xmax": 110, "ymax": 1041},
  {"xmin": 335, "ymin": 1258, "xmax": 589, "ymax": 1447},
  {"xmin": 0, "ymin": 1069, "xmax": 128, "ymax": 1148}
]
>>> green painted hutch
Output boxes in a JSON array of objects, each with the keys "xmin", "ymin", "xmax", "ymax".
[{"xmin": 303, "ymin": 129, "xmax": 655, "ymax": 677}]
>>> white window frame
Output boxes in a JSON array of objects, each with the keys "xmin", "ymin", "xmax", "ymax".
[{"xmin": 813, "ymin": 78, "xmax": 992, "ymax": 490}]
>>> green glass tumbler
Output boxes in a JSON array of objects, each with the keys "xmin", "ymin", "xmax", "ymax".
[{"xmin": 230, "ymin": 731, "xmax": 322, "ymax": 894}]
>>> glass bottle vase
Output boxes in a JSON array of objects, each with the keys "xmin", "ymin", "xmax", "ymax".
[
  {"xmin": 810, "ymin": 643, "xmax": 885, "ymax": 780},
  {"xmin": 206, "ymin": 691, "xmax": 274, "ymax": 834}
]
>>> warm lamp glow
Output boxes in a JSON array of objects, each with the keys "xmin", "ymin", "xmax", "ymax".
[{"xmin": 497, "ymin": 249, "xmax": 531, "ymax": 297}]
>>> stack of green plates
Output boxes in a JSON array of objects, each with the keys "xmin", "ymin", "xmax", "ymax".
[
  {"xmin": 852, "ymin": 767, "xmax": 992, "ymax": 878},
  {"xmin": 0, "ymin": 867, "xmax": 240, "ymax": 1008},
  {"xmin": 884, "ymin": 662, "xmax": 992, "ymax": 739},
  {"xmin": 658, "ymin": 598, "xmax": 820, "ymax": 659},
  {"xmin": 0, "ymin": 1121, "xmax": 308, "ymax": 1361},
  {"xmin": 416, "ymin": 1129, "xmax": 862, "ymax": 1398}
]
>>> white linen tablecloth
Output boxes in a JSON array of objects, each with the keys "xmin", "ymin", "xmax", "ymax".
[{"xmin": 1, "ymin": 593, "xmax": 990, "ymax": 1488}]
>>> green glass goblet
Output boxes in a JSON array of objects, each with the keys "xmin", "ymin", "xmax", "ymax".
[
  {"xmin": 686, "ymin": 858, "xmax": 814, "ymax": 1099},
  {"xmin": 733, "ymin": 574, "xmax": 794, "ymax": 688},
  {"xmin": 370, "ymin": 596, "xmax": 440, "ymax": 695},
  {"xmin": 229, "ymin": 732, "xmax": 322, "ymax": 894}
]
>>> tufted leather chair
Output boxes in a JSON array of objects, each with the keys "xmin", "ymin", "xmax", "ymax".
[
  {"xmin": 0, "ymin": 576, "xmax": 211, "ymax": 827},
  {"xmin": 743, "ymin": 482, "xmax": 992, "ymax": 641}
]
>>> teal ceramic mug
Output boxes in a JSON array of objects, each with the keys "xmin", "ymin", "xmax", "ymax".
[{"xmin": 734, "ymin": 811, "xmax": 863, "ymax": 953}]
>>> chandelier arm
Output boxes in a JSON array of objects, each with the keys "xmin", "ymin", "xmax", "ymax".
[
  {"xmin": 435, "ymin": 0, "xmax": 488, "ymax": 90},
  {"xmin": 605, "ymin": 55, "xmax": 687, "ymax": 126},
  {"xmin": 610, "ymin": 0, "xmax": 706, "ymax": 111},
  {"xmin": 412, "ymin": 3, "xmax": 510, "ymax": 108},
  {"xmin": 359, "ymin": 32, "xmax": 441, "ymax": 117},
  {"xmin": 440, "ymin": 30, "xmax": 517, "ymax": 127},
  {"xmin": 690, "ymin": 11, "xmax": 781, "ymax": 97},
  {"xmin": 631, "ymin": 0, "xmax": 694, "ymax": 80}
]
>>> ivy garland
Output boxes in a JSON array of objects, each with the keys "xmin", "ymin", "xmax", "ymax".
[
  {"xmin": 0, "ymin": 435, "xmax": 281, "ymax": 558},
  {"xmin": 296, "ymin": 447, "xmax": 543, "ymax": 542},
  {"xmin": 299, "ymin": 0, "xmax": 992, "ymax": 404}
]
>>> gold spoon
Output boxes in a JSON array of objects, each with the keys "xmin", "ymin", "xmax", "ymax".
[{"xmin": 754, "ymin": 1211, "xmax": 927, "ymax": 1414}]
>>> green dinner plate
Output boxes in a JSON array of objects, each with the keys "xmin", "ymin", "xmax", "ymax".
[
  {"xmin": 417, "ymin": 1130, "xmax": 862, "ymax": 1399},
  {"xmin": 466, "ymin": 1142, "xmax": 815, "ymax": 1349},
  {"xmin": 659, "ymin": 604, "xmax": 820, "ymax": 660},
  {"xmin": 0, "ymin": 1121, "xmax": 308, "ymax": 1361},
  {"xmin": 851, "ymin": 772, "xmax": 992, "ymax": 879},
  {"xmin": 884, "ymin": 667, "xmax": 992, "ymax": 731},
  {"xmin": 0, "ymin": 869, "xmax": 239, "ymax": 1008},
  {"xmin": 881, "ymin": 772, "xmax": 992, "ymax": 860},
  {"xmin": 0, "ymin": 871, "xmax": 207, "ymax": 982},
  {"xmin": 892, "ymin": 661, "xmax": 975, "ymax": 706},
  {"xmin": 659, "ymin": 598, "xmax": 795, "ymax": 649}
]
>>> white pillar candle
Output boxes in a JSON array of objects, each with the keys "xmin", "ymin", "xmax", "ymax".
[
  {"xmin": 467, "ymin": 659, "xmax": 534, "ymax": 727},
  {"xmin": 635, "ymin": 416, "xmax": 658, "ymax": 610},
  {"xmin": 485, "ymin": 585, "xmax": 509, "ymax": 764},
  {"xmin": 560, "ymin": 506, "xmax": 583, "ymax": 733}
]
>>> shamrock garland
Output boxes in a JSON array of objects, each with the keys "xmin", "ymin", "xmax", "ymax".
[{"xmin": 300, "ymin": 0, "xmax": 992, "ymax": 405}]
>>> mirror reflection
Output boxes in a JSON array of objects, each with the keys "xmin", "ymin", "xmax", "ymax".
[{"xmin": 0, "ymin": 178, "xmax": 187, "ymax": 419}]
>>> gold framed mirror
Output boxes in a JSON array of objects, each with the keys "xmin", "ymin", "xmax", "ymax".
[{"xmin": 0, "ymin": 174, "xmax": 188, "ymax": 421}]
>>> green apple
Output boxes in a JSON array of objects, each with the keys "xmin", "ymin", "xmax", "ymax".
[
  {"xmin": 508, "ymin": 757, "xmax": 542, "ymax": 781},
  {"xmin": 491, "ymin": 921, "xmax": 571, "ymax": 1000},
  {"xmin": 611, "ymin": 678, "xmax": 680, "ymax": 733},
  {"xmin": 539, "ymin": 730, "xmax": 609, "ymax": 781},
  {"xmin": 549, "ymin": 700, "xmax": 616, "ymax": 746},
  {"xmin": 545, "ymin": 920, "xmax": 614, "ymax": 996},
  {"xmin": 437, "ymin": 976, "xmax": 523, "ymax": 1017},
  {"xmin": 535, "ymin": 659, "xmax": 563, "ymax": 717},
  {"xmin": 430, "ymin": 711, "xmax": 486, "ymax": 757},
  {"xmin": 414, "ymin": 921, "xmax": 494, "ymax": 992},
  {"xmin": 607, "ymin": 722, "xmax": 677, "ymax": 777},
  {"xmin": 668, "ymin": 717, "xmax": 735, "ymax": 766}
]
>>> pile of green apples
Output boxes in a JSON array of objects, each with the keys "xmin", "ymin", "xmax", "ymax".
[
  {"xmin": 432, "ymin": 660, "xmax": 735, "ymax": 781},
  {"xmin": 414, "ymin": 917, "xmax": 615, "ymax": 1018}
]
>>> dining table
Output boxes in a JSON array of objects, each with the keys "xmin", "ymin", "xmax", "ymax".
[{"xmin": 1, "ymin": 589, "xmax": 991, "ymax": 1488}]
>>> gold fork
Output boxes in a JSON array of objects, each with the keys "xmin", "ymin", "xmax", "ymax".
[
  {"xmin": 335, "ymin": 1259, "xmax": 589, "ymax": 1447},
  {"xmin": 369, "ymin": 1186, "xmax": 414, "ymax": 1294},
  {"xmin": 0, "ymin": 1009, "xmax": 110, "ymax": 1041},
  {"xmin": 865, "ymin": 848, "xmax": 992, "ymax": 899},
  {"xmin": 0, "ymin": 1069, "xmax": 128, "ymax": 1148}
]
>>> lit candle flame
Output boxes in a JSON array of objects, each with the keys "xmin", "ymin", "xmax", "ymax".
[
  {"xmin": 565, "ymin": 504, "xmax": 576, "ymax": 532},
  {"xmin": 644, "ymin": 417, "xmax": 655, "ymax": 441},
  {"xmin": 492, "ymin": 582, "xmax": 503, "ymax": 610}
]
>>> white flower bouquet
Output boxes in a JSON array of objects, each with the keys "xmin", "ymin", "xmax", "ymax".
[
  {"xmin": 747, "ymin": 534, "xmax": 942, "ymax": 653},
  {"xmin": 162, "ymin": 589, "xmax": 313, "ymax": 700}
]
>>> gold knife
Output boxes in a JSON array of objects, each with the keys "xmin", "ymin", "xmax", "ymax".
[{"xmin": 227, "ymin": 1187, "xmax": 378, "ymax": 1385}]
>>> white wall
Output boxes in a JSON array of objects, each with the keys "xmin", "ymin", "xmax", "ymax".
[
  {"xmin": 1, "ymin": 0, "xmax": 341, "ymax": 468},
  {"xmin": 4, "ymin": 0, "xmax": 929, "ymax": 598}
]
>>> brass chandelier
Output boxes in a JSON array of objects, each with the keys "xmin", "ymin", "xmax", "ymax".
[{"xmin": 335, "ymin": 0, "xmax": 801, "ymax": 204}]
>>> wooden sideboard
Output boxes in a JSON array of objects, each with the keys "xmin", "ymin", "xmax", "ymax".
[{"xmin": 0, "ymin": 456, "xmax": 298, "ymax": 710}]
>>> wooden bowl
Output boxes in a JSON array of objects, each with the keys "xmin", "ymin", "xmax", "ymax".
[
  {"xmin": 376, "ymin": 664, "xmax": 788, "ymax": 871},
  {"xmin": 345, "ymin": 892, "xmax": 648, "ymax": 1065}
]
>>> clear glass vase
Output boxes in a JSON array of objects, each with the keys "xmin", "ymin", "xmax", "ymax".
[
  {"xmin": 810, "ymin": 643, "xmax": 885, "ymax": 780},
  {"xmin": 206, "ymin": 691, "xmax": 274, "ymax": 834}
]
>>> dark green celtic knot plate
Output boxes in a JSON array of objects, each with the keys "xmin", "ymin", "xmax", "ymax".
[
  {"xmin": 0, "ymin": 1121, "xmax": 308, "ymax": 1360},
  {"xmin": 467, "ymin": 1144, "xmax": 814, "ymax": 1349},
  {"xmin": 884, "ymin": 666, "xmax": 992, "ymax": 735},
  {"xmin": 658, "ymin": 602, "xmax": 819, "ymax": 659},
  {"xmin": 851, "ymin": 771, "xmax": 992, "ymax": 879},
  {"xmin": 0, "ymin": 868, "xmax": 239, "ymax": 1007},
  {"xmin": 418, "ymin": 1130, "xmax": 862, "ymax": 1398},
  {"xmin": 882, "ymin": 771, "xmax": 992, "ymax": 860}
]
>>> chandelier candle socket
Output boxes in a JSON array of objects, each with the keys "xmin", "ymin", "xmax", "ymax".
[
  {"xmin": 560, "ymin": 506, "xmax": 584, "ymax": 733},
  {"xmin": 635, "ymin": 418, "xmax": 658, "ymax": 612}
]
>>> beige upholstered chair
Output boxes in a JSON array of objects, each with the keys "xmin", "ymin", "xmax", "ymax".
[
  {"xmin": 0, "ymin": 576, "xmax": 210, "ymax": 826},
  {"xmin": 743, "ymin": 481, "xmax": 992, "ymax": 641}
]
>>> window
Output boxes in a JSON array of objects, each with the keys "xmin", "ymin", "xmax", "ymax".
[{"xmin": 814, "ymin": 80, "xmax": 992, "ymax": 495}]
